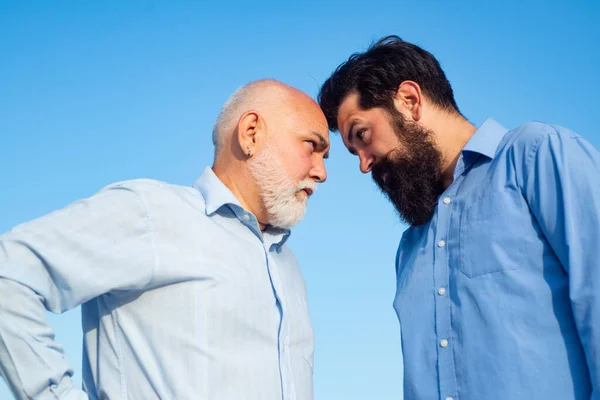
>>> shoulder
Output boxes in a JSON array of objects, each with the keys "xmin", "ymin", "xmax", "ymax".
[
  {"xmin": 503, "ymin": 121, "xmax": 560, "ymax": 151},
  {"xmin": 98, "ymin": 179, "xmax": 206, "ymax": 216},
  {"xmin": 101, "ymin": 178, "xmax": 181, "ymax": 193},
  {"xmin": 502, "ymin": 121, "xmax": 583, "ymax": 154},
  {"xmin": 101, "ymin": 179, "xmax": 199, "ymax": 200},
  {"xmin": 496, "ymin": 121, "xmax": 590, "ymax": 172}
]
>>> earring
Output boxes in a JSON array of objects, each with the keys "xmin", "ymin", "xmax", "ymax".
[{"xmin": 246, "ymin": 147, "xmax": 252, "ymax": 158}]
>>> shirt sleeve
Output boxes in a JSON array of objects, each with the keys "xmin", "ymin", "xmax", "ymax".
[
  {"xmin": 0, "ymin": 182, "xmax": 157, "ymax": 399},
  {"xmin": 521, "ymin": 126, "xmax": 600, "ymax": 394}
]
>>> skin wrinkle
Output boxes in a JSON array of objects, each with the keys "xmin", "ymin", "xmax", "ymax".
[{"xmin": 212, "ymin": 80, "xmax": 330, "ymax": 231}]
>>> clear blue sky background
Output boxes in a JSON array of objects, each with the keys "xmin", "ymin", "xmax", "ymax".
[{"xmin": 1, "ymin": 1, "xmax": 599, "ymax": 399}]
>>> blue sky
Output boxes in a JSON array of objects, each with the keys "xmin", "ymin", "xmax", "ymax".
[{"xmin": 1, "ymin": 1, "xmax": 599, "ymax": 399}]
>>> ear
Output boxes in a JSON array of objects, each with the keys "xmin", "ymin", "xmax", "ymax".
[
  {"xmin": 393, "ymin": 81, "xmax": 422, "ymax": 122},
  {"xmin": 236, "ymin": 110, "xmax": 263, "ymax": 157}
]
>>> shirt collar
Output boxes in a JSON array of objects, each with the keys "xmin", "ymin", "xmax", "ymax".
[
  {"xmin": 462, "ymin": 118, "xmax": 508, "ymax": 160},
  {"xmin": 193, "ymin": 166, "xmax": 242, "ymax": 215},
  {"xmin": 192, "ymin": 166, "xmax": 291, "ymax": 249}
]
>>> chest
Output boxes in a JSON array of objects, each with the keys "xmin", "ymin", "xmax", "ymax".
[{"xmin": 396, "ymin": 156, "xmax": 545, "ymax": 306}]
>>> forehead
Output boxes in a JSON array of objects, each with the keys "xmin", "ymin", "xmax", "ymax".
[
  {"xmin": 336, "ymin": 93, "xmax": 370, "ymax": 138},
  {"xmin": 269, "ymin": 98, "xmax": 330, "ymax": 152},
  {"xmin": 290, "ymin": 97, "xmax": 330, "ymax": 138},
  {"xmin": 337, "ymin": 93, "xmax": 361, "ymax": 126},
  {"xmin": 306, "ymin": 104, "xmax": 329, "ymax": 136}
]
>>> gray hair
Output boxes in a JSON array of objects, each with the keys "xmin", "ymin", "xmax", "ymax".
[{"xmin": 212, "ymin": 79, "xmax": 283, "ymax": 156}]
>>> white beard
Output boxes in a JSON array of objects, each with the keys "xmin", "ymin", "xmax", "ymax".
[{"xmin": 248, "ymin": 143, "xmax": 316, "ymax": 229}]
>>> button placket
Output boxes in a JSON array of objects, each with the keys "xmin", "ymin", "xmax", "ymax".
[{"xmin": 433, "ymin": 189, "xmax": 459, "ymax": 400}]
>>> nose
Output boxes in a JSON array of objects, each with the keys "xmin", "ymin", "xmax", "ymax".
[
  {"xmin": 309, "ymin": 157, "xmax": 327, "ymax": 183},
  {"xmin": 358, "ymin": 151, "xmax": 374, "ymax": 174}
]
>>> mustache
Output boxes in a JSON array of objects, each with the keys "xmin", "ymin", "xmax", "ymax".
[
  {"xmin": 372, "ymin": 148, "xmax": 401, "ymax": 185},
  {"xmin": 371, "ymin": 146, "xmax": 444, "ymax": 226},
  {"xmin": 296, "ymin": 179, "xmax": 317, "ymax": 194}
]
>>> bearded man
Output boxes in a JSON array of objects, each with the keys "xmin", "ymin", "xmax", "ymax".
[
  {"xmin": 0, "ymin": 79, "xmax": 329, "ymax": 400},
  {"xmin": 319, "ymin": 36, "xmax": 600, "ymax": 400}
]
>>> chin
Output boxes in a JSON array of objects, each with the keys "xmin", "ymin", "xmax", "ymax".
[
  {"xmin": 296, "ymin": 192, "xmax": 309, "ymax": 204},
  {"xmin": 269, "ymin": 207, "xmax": 307, "ymax": 229}
]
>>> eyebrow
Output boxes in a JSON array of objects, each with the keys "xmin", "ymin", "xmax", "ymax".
[
  {"xmin": 347, "ymin": 120, "xmax": 359, "ymax": 145},
  {"xmin": 312, "ymin": 131, "xmax": 330, "ymax": 159},
  {"xmin": 346, "ymin": 120, "xmax": 359, "ymax": 155}
]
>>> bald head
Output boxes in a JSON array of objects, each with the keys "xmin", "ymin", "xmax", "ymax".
[
  {"xmin": 212, "ymin": 79, "xmax": 323, "ymax": 156},
  {"xmin": 211, "ymin": 79, "xmax": 329, "ymax": 230}
]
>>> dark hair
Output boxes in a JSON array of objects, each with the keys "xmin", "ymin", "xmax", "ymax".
[{"xmin": 318, "ymin": 35, "xmax": 461, "ymax": 131}]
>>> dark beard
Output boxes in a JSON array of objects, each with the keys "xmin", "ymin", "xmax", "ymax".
[{"xmin": 371, "ymin": 110, "xmax": 444, "ymax": 226}]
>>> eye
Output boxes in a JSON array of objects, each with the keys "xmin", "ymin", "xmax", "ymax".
[
  {"xmin": 356, "ymin": 128, "xmax": 367, "ymax": 141},
  {"xmin": 305, "ymin": 140, "xmax": 317, "ymax": 151}
]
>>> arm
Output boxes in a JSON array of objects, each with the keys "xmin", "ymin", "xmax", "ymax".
[
  {"xmin": 521, "ymin": 126, "xmax": 600, "ymax": 394},
  {"xmin": 0, "ymin": 183, "xmax": 156, "ymax": 399}
]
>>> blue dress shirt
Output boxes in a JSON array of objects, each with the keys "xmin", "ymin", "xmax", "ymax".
[
  {"xmin": 395, "ymin": 119, "xmax": 600, "ymax": 400},
  {"xmin": 0, "ymin": 167, "xmax": 314, "ymax": 400}
]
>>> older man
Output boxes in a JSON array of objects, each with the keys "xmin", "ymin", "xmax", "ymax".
[{"xmin": 0, "ymin": 79, "xmax": 329, "ymax": 400}]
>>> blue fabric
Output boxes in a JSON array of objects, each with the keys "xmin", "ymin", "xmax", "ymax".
[
  {"xmin": 395, "ymin": 119, "xmax": 600, "ymax": 400},
  {"xmin": 0, "ymin": 167, "xmax": 314, "ymax": 400}
]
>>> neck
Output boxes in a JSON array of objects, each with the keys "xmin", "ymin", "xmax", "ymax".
[
  {"xmin": 212, "ymin": 160, "xmax": 268, "ymax": 231},
  {"xmin": 431, "ymin": 114, "xmax": 477, "ymax": 189}
]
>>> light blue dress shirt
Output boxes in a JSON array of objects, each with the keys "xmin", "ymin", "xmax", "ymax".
[
  {"xmin": 0, "ymin": 167, "xmax": 314, "ymax": 400},
  {"xmin": 395, "ymin": 119, "xmax": 600, "ymax": 400}
]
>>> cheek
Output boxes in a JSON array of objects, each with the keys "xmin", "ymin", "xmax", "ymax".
[
  {"xmin": 293, "ymin": 145, "xmax": 315, "ymax": 171},
  {"xmin": 375, "ymin": 134, "xmax": 402, "ymax": 156},
  {"xmin": 277, "ymin": 148, "xmax": 311, "ymax": 179},
  {"xmin": 294, "ymin": 156, "xmax": 314, "ymax": 180}
]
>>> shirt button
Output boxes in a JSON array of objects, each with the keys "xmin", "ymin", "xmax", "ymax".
[
  {"xmin": 242, "ymin": 214, "xmax": 250, "ymax": 221},
  {"xmin": 437, "ymin": 240, "xmax": 446, "ymax": 248},
  {"xmin": 445, "ymin": 397, "xmax": 454, "ymax": 400},
  {"xmin": 438, "ymin": 287, "xmax": 446, "ymax": 296},
  {"xmin": 440, "ymin": 339, "xmax": 449, "ymax": 348},
  {"xmin": 443, "ymin": 197, "xmax": 451, "ymax": 205}
]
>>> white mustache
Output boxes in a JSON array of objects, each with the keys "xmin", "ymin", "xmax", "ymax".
[{"xmin": 296, "ymin": 179, "xmax": 317, "ymax": 194}]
